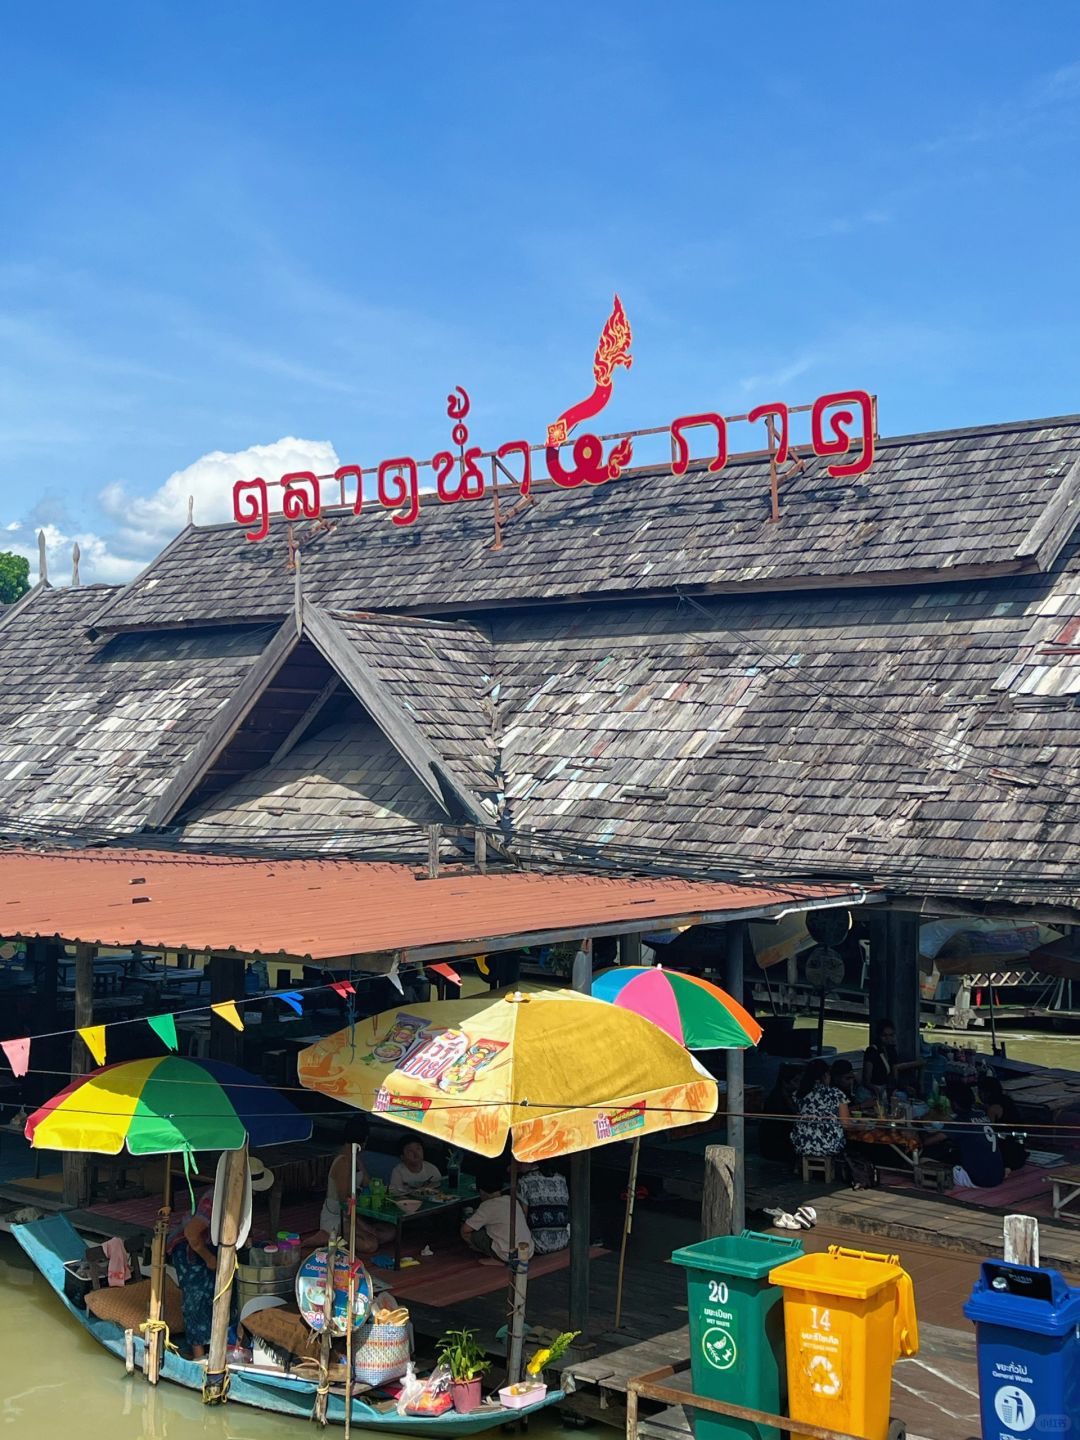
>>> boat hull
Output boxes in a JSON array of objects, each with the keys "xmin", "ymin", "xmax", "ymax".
[{"xmin": 12, "ymin": 1216, "xmax": 560, "ymax": 1433}]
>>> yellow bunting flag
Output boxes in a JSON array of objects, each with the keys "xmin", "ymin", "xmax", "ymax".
[
  {"xmin": 79, "ymin": 1025, "xmax": 108, "ymax": 1066},
  {"xmin": 211, "ymin": 1001, "xmax": 245, "ymax": 1032},
  {"xmin": 475, "ymin": 955, "xmax": 490, "ymax": 977}
]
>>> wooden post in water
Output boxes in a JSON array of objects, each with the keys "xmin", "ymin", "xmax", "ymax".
[
  {"xmin": 702, "ymin": 1145, "xmax": 736, "ymax": 1239},
  {"xmin": 63, "ymin": 943, "xmax": 95, "ymax": 1207},
  {"xmin": 143, "ymin": 1154, "xmax": 172, "ymax": 1384},
  {"xmin": 203, "ymin": 1142, "xmax": 248, "ymax": 1403},
  {"xmin": 314, "ymin": 1232, "xmax": 339, "ymax": 1425}
]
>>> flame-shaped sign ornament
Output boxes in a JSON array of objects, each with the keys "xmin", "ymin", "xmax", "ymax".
[{"xmin": 546, "ymin": 295, "xmax": 634, "ymax": 488}]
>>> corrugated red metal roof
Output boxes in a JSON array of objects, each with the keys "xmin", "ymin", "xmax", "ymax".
[{"xmin": 0, "ymin": 849, "xmax": 870, "ymax": 962}]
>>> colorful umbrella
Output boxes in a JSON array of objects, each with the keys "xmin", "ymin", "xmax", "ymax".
[
  {"xmin": 298, "ymin": 988, "xmax": 717, "ymax": 1161},
  {"xmin": 592, "ymin": 966, "xmax": 762, "ymax": 1050},
  {"xmin": 26, "ymin": 1056, "xmax": 313, "ymax": 1155}
]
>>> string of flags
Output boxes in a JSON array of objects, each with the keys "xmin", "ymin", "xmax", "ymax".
[{"xmin": 0, "ymin": 959, "xmax": 471, "ymax": 1078}]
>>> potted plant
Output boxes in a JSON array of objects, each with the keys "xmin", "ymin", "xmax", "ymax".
[{"xmin": 436, "ymin": 1328, "xmax": 490, "ymax": 1413}]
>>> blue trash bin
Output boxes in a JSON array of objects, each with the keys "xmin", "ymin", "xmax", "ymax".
[{"xmin": 963, "ymin": 1260, "xmax": 1080, "ymax": 1439}]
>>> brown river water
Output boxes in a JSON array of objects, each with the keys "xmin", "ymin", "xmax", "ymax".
[{"xmin": 2, "ymin": 1024, "xmax": 1076, "ymax": 1436}]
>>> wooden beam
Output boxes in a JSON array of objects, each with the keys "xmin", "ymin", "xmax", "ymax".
[
  {"xmin": 303, "ymin": 601, "xmax": 492, "ymax": 825},
  {"xmin": 1015, "ymin": 451, "xmax": 1080, "ymax": 567},
  {"xmin": 269, "ymin": 676, "xmax": 340, "ymax": 766},
  {"xmin": 62, "ymin": 943, "xmax": 94, "ymax": 1207},
  {"xmin": 203, "ymin": 1144, "xmax": 248, "ymax": 1401},
  {"xmin": 145, "ymin": 620, "xmax": 299, "ymax": 826}
]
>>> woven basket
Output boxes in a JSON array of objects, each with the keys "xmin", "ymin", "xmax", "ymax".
[{"xmin": 352, "ymin": 1320, "xmax": 411, "ymax": 1386}]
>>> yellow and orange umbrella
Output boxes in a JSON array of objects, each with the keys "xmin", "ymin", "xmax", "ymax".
[{"xmin": 298, "ymin": 988, "xmax": 717, "ymax": 1161}]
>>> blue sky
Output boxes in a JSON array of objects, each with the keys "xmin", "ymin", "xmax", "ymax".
[{"xmin": 3, "ymin": 3, "xmax": 1080, "ymax": 582}]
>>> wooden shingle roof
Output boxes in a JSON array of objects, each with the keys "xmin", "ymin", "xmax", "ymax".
[
  {"xmin": 0, "ymin": 586, "xmax": 274, "ymax": 838},
  {"xmin": 89, "ymin": 414, "xmax": 1080, "ymax": 633}
]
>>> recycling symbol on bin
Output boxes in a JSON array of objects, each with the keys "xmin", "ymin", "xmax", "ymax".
[
  {"xmin": 807, "ymin": 1354, "xmax": 841, "ymax": 1397},
  {"xmin": 701, "ymin": 1325, "xmax": 737, "ymax": 1371}
]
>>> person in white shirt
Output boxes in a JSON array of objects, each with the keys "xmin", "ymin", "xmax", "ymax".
[
  {"xmin": 461, "ymin": 1164, "xmax": 534, "ymax": 1266},
  {"xmin": 389, "ymin": 1137, "xmax": 442, "ymax": 1195}
]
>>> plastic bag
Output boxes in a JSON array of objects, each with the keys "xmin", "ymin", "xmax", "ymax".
[
  {"xmin": 404, "ymin": 1363, "xmax": 454, "ymax": 1416},
  {"xmin": 395, "ymin": 1363, "xmax": 423, "ymax": 1416}
]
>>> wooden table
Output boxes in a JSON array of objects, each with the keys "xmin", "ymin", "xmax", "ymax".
[
  {"xmin": 1050, "ymin": 1163, "xmax": 1080, "ymax": 1223},
  {"xmin": 358, "ymin": 1182, "xmax": 479, "ymax": 1270}
]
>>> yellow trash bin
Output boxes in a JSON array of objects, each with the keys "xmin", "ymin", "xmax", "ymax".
[{"xmin": 768, "ymin": 1246, "xmax": 918, "ymax": 1440}]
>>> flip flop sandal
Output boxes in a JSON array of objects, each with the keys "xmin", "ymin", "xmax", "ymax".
[
  {"xmin": 794, "ymin": 1205, "xmax": 817, "ymax": 1228},
  {"xmin": 774, "ymin": 1212, "xmax": 802, "ymax": 1229}
]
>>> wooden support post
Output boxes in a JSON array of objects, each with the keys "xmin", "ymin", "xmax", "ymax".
[
  {"xmin": 29, "ymin": 939, "xmax": 60, "ymax": 1107},
  {"xmin": 724, "ymin": 923, "xmax": 747, "ymax": 1234},
  {"xmin": 203, "ymin": 1143, "xmax": 248, "ymax": 1403},
  {"xmin": 208, "ymin": 953, "xmax": 246, "ymax": 1065},
  {"xmin": 473, "ymin": 827, "xmax": 487, "ymax": 873},
  {"xmin": 427, "ymin": 824, "xmax": 441, "ymax": 879},
  {"xmin": 867, "ymin": 911, "xmax": 920, "ymax": 1061},
  {"xmin": 63, "ymin": 943, "xmax": 95, "ymax": 1207},
  {"xmin": 1004, "ymin": 1215, "xmax": 1040, "ymax": 1267},
  {"xmin": 569, "ymin": 940, "xmax": 593, "ymax": 1339},
  {"xmin": 619, "ymin": 931, "xmax": 642, "ymax": 966},
  {"xmin": 701, "ymin": 1144, "xmax": 736, "ymax": 1239}
]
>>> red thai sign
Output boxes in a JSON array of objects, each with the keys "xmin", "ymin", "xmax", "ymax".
[{"xmin": 231, "ymin": 296, "xmax": 875, "ymax": 542}]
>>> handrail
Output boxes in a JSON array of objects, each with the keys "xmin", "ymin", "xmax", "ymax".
[{"xmin": 626, "ymin": 1366, "xmax": 870, "ymax": 1440}]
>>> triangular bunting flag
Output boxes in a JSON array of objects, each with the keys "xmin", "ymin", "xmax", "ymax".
[
  {"xmin": 211, "ymin": 1001, "xmax": 245, "ymax": 1032},
  {"xmin": 329, "ymin": 980, "xmax": 355, "ymax": 999},
  {"xmin": 387, "ymin": 959, "xmax": 404, "ymax": 995},
  {"xmin": 79, "ymin": 1025, "xmax": 107, "ymax": 1066},
  {"xmin": 475, "ymin": 954, "xmax": 490, "ymax": 977},
  {"xmin": 1, "ymin": 1037, "xmax": 30, "ymax": 1078},
  {"xmin": 147, "ymin": 1013, "xmax": 179, "ymax": 1051},
  {"xmin": 429, "ymin": 962, "xmax": 462, "ymax": 987},
  {"xmin": 277, "ymin": 990, "xmax": 304, "ymax": 1016}
]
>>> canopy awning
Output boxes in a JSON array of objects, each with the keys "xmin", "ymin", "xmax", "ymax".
[{"xmin": 0, "ymin": 848, "xmax": 873, "ymax": 965}]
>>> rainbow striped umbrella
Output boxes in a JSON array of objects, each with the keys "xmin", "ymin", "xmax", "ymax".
[
  {"xmin": 592, "ymin": 966, "xmax": 762, "ymax": 1051},
  {"xmin": 26, "ymin": 1056, "xmax": 312, "ymax": 1156}
]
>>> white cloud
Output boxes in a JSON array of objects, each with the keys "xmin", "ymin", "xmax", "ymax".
[
  {"xmin": 3, "ymin": 523, "xmax": 146, "ymax": 587},
  {"xmin": 98, "ymin": 436, "xmax": 341, "ymax": 552},
  {"xmin": 1, "ymin": 436, "xmax": 341, "ymax": 588}
]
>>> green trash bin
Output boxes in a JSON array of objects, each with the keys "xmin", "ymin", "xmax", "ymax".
[{"xmin": 671, "ymin": 1230, "xmax": 804, "ymax": 1440}]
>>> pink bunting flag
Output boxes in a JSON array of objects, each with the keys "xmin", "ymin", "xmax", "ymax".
[
  {"xmin": 1, "ymin": 1037, "xmax": 30, "ymax": 1078},
  {"xmin": 329, "ymin": 980, "xmax": 355, "ymax": 999},
  {"xmin": 428, "ymin": 962, "xmax": 462, "ymax": 987}
]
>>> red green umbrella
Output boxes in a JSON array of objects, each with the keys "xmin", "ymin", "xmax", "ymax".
[{"xmin": 592, "ymin": 966, "xmax": 762, "ymax": 1050}]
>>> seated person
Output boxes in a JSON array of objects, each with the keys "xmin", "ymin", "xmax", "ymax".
[
  {"xmin": 389, "ymin": 1137, "xmax": 442, "ymax": 1195},
  {"xmin": 978, "ymin": 1076, "xmax": 1030, "ymax": 1172},
  {"xmin": 311, "ymin": 1116, "xmax": 395, "ymax": 1253},
  {"xmin": 758, "ymin": 1065, "xmax": 801, "ymax": 1165},
  {"xmin": 791, "ymin": 1060, "xmax": 850, "ymax": 1160},
  {"xmin": 461, "ymin": 1163, "xmax": 534, "ymax": 1266},
  {"xmin": 863, "ymin": 1017, "xmax": 924, "ymax": 1099},
  {"xmin": 946, "ymin": 1083, "xmax": 1007, "ymax": 1189},
  {"xmin": 516, "ymin": 1161, "xmax": 569, "ymax": 1253},
  {"xmin": 830, "ymin": 1059, "xmax": 856, "ymax": 1100}
]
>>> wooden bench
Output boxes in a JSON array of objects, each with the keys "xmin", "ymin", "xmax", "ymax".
[{"xmin": 1049, "ymin": 1163, "xmax": 1080, "ymax": 1223}]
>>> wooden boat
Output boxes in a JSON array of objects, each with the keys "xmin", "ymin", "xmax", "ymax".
[{"xmin": 13, "ymin": 1216, "xmax": 562, "ymax": 1433}]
